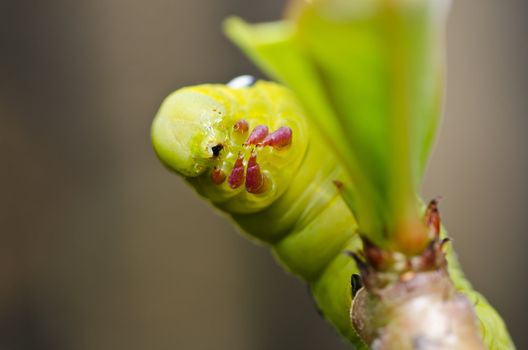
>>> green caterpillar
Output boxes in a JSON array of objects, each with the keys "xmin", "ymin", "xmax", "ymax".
[{"xmin": 151, "ymin": 80, "xmax": 513, "ymax": 349}]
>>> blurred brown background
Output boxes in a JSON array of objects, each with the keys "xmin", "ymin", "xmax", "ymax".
[{"xmin": 1, "ymin": 0, "xmax": 526, "ymax": 349}]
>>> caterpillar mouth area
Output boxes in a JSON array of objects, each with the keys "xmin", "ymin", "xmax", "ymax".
[
  {"xmin": 208, "ymin": 119, "xmax": 293, "ymax": 196},
  {"xmin": 151, "ymin": 89, "xmax": 229, "ymax": 178}
]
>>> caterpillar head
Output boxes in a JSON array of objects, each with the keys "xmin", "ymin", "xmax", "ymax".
[{"xmin": 151, "ymin": 81, "xmax": 308, "ymax": 214}]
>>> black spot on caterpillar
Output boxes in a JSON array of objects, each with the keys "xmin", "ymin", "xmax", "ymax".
[{"xmin": 211, "ymin": 144, "xmax": 223, "ymax": 157}]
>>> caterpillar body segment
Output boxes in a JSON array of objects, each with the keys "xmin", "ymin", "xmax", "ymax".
[
  {"xmin": 153, "ymin": 81, "xmax": 307, "ymax": 215},
  {"xmin": 152, "ymin": 81, "xmax": 512, "ymax": 349}
]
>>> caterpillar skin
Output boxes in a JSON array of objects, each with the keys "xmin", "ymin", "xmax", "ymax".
[{"xmin": 151, "ymin": 81, "xmax": 513, "ymax": 349}]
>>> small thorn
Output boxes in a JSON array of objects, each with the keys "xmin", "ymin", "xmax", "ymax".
[
  {"xmin": 260, "ymin": 126, "xmax": 292, "ymax": 148},
  {"xmin": 351, "ymin": 274, "xmax": 363, "ymax": 298},
  {"xmin": 345, "ymin": 251, "xmax": 369, "ymax": 276},
  {"xmin": 362, "ymin": 237, "xmax": 385, "ymax": 269},
  {"xmin": 211, "ymin": 167, "xmax": 226, "ymax": 185},
  {"xmin": 228, "ymin": 154, "xmax": 245, "ymax": 189},
  {"xmin": 245, "ymin": 152, "xmax": 266, "ymax": 194},
  {"xmin": 425, "ymin": 198, "xmax": 441, "ymax": 237},
  {"xmin": 244, "ymin": 125, "xmax": 269, "ymax": 145},
  {"xmin": 420, "ymin": 240, "xmax": 437, "ymax": 268},
  {"xmin": 440, "ymin": 237, "xmax": 452, "ymax": 250},
  {"xmin": 233, "ymin": 119, "xmax": 249, "ymax": 133}
]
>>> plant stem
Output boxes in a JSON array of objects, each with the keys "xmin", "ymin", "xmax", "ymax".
[
  {"xmin": 349, "ymin": 200, "xmax": 486, "ymax": 349},
  {"xmin": 352, "ymin": 269, "xmax": 485, "ymax": 350}
]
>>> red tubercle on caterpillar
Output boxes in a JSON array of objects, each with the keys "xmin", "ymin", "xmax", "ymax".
[
  {"xmin": 244, "ymin": 125, "xmax": 269, "ymax": 145},
  {"xmin": 211, "ymin": 167, "xmax": 226, "ymax": 185},
  {"xmin": 260, "ymin": 127, "xmax": 292, "ymax": 148},
  {"xmin": 233, "ymin": 119, "xmax": 249, "ymax": 133},
  {"xmin": 228, "ymin": 153, "xmax": 245, "ymax": 189},
  {"xmin": 212, "ymin": 123, "xmax": 293, "ymax": 192},
  {"xmin": 245, "ymin": 152, "xmax": 266, "ymax": 194}
]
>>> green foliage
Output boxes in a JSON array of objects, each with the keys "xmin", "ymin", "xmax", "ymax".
[
  {"xmin": 151, "ymin": 1, "xmax": 515, "ymax": 348},
  {"xmin": 225, "ymin": 0, "xmax": 450, "ymax": 251},
  {"xmin": 221, "ymin": 1, "xmax": 515, "ymax": 347},
  {"xmin": 151, "ymin": 82, "xmax": 514, "ymax": 349}
]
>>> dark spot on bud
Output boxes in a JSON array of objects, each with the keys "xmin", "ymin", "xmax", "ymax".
[
  {"xmin": 333, "ymin": 180, "xmax": 344, "ymax": 191},
  {"xmin": 351, "ymin": 274, "xmax": 363, "ymax": 298}
]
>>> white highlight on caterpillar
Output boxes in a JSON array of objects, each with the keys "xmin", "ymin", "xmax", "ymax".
[{"xmin": 226, "ymin": 75, "xmax": 255, "ymax": 89}]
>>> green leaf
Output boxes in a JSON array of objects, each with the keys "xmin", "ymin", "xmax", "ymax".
[{"xmin": 224, "ymin": 0, "xmax": 450, "ymax": 251}]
